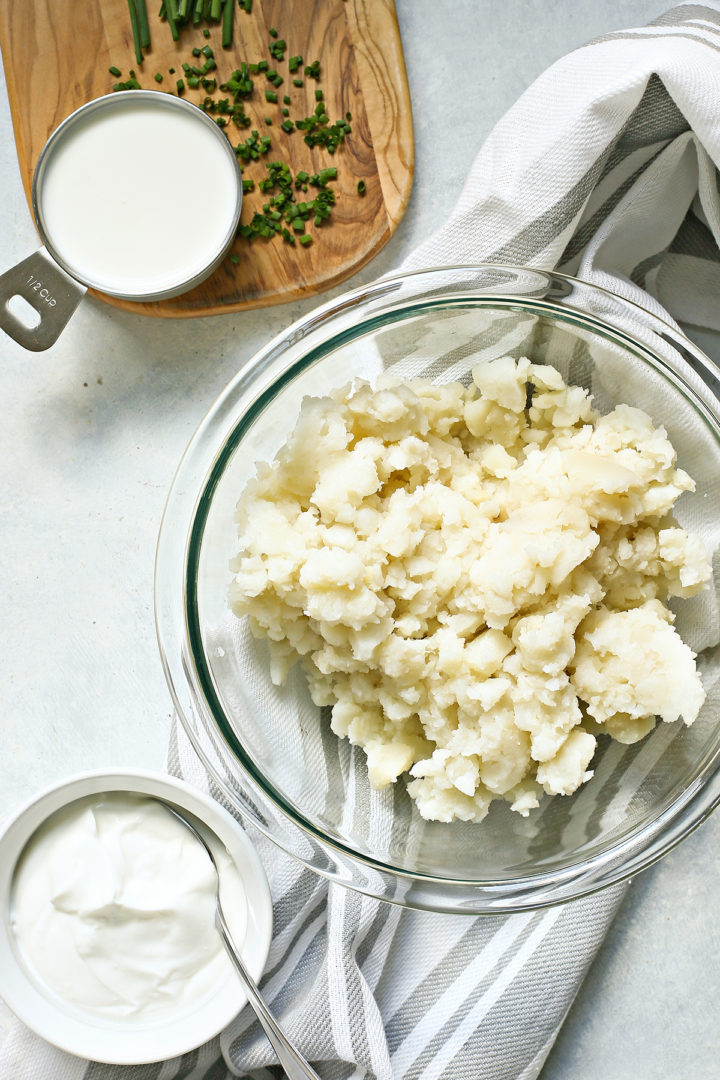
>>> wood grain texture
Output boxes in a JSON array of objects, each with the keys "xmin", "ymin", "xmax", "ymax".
[{"xmin": 0, "ymin": 0, "xmax": 414, "ymax": 317}]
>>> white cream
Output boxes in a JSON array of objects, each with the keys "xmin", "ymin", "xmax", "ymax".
[
  {"xmin": 38, "ymin": 99, "xmax": 239, "ymax": 296},
  {"xmin": 11, "ymin": 793, "xmax": 247, "ymax": 1021}
]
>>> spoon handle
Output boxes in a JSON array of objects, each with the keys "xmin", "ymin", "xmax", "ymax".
[{"xmin": 215, "ymin": 905, "xmax": 322, "ymax": 1080}]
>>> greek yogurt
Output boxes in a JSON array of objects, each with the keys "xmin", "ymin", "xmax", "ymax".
[{"xmin": 10, "ymin": 793, "xmax": 247, "ymax": 1021}]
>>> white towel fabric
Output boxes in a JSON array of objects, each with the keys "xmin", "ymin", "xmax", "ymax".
[{"xmin": 4, "ymin": 3, "xmax": 720, "ymax": 1079}]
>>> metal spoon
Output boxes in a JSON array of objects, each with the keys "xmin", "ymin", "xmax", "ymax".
[{"xmin": 161, "ymin": 802, "xmax": 322, "ymax": 1080}]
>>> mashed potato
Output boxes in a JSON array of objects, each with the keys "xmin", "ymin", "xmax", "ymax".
[{"xmin": 229, "ymin": 357, "xmax": 711, "ymax": 823}]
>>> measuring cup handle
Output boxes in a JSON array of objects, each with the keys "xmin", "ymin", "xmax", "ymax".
[{"xmin": 0, "ymin": 248, "xmax": 86, "ymax": 352}]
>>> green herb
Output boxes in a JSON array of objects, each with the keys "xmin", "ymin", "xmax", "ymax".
[
  {"xmin": 269, "ymin": 26, "xmax": 278, "ymax": 37},
  {"xmin": 108, "ymin": 65, "xmax": 122, "ymax": 77},
  {"xmin": 229, "ymin": 253, "xmax": 240, "ymax": 264},
  {"xmin": 304, "ymin": 60, "xmax": 321, "ymax": 80},
  {"xmin": 281, "ymin": 119, "xmax": 294, "ymax": 133},
  {"xmin": 265, "ymin": 88, "xmax": 278, "ymax": 103},
  {"xmin": 203, "ymin": 26, "xmax": 210, "ymax": 35},
  {"xmin": 269, "ymin": 37, "xmax": 286, "ymax": 61},
  {"xmin": 265, "ymin": 117, "xmax": 272, "ymax": 125},
  {"xmin": 136, "ymin": 0, "xmax": 151, "ymax": 47},
  {"xmin": 299, "ymin": 234, "xmax": 312, "ymax": 246},
  {"xmin": 154, "ymin": 71, "xmax": 163, "ymax": 82},
  {"xmin": 292, "ymin": 78, "xmax": 303, "ymax": 87},
  {"xmin": 221, "ymin": 0, "xmax": 233, "ymax": 46},
  {"xmin": 239, "ymin": 0, "xmax": 252, "ymax": 11},
  {"xmin": 357, "ymin": 179, "xmax": 366, "ymax": 196},
  {"xmin": 242, "ymin": 178, "xmax": 255, "ymax": 193},
  {"xmin": 176, "ymin": 77, "xmax": 185, "ymax": 93},
  {"xmin": 315, "ymin": 89, "xmax": 323, "ymax": 101},
  {"xmin": 288, "ymin": 54, "xmax": 303, "ymax": 72},
  {"xmin": 127, "ymin": 0, "xmax": 144, "ymax": 63}
]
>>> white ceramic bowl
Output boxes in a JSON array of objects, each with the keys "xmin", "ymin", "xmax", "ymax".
[{"xmin": 0, "ymin": 769, "xmax": 272, "ymax": 1064}]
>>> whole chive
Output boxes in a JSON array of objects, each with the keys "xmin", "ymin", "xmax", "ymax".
[
  {"xmin": 357, "ymin": 179, "xmax": 366, "ymax": 196},
  {"xmin": 222, "ymin": 0, "xmax": 234, "ymax": 46},
  {"xmin": 136, "ymin": 0, "xmax": 150, "ymax": 47},
  {"xmin": 154, "ymin": 71, "xmax": 163, "ymax": 82},
  {"xmin": 127, "ymin": 0, "xmax": 144, "ymax": 64},
  {"xmin": 109, "ymin": 65, "xmax": 122, "ymax": 77},
  {"xmin": 165, "ymin": 0, "xmax": 180, "ymax": 38}
]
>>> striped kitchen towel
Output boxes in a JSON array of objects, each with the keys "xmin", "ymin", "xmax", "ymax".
[{"xmin": 3, "ymin": 3, "xmax": 720, "ymax": 1079}]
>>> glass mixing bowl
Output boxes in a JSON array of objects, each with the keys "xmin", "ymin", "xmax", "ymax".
[{"xmin": 155, "ymin": 265, "xmax": 720, "ymax": 914}]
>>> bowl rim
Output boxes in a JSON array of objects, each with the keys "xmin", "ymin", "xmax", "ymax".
[
  {"xmin": 0, "ymin": 767, "xmax": 272, "ymax": 1063},
  {"xmin": 154, "ymin": 263, "xmax": 720, "ymax": 913}
]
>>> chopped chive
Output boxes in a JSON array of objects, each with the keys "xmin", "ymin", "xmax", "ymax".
[
  {"xmin": 169, "ymin": 66, "xmax": 175, "ymax": 73},
  {"xmin": 201, "ymin": 43, "xmax": 214, "ymax": 57},
  {"xmin": 293, "ymin": 77, "xmax": 303, "ymax": 87},
  {"xmin": 229, "ymin": 253, "xmax": 240, "ymax": 264},
  {"xmin": 176, "ymin": 77, "xmax": 185, "ymax": 93},
  {"xmin": 283, "ymin": 94, "xmax": 291, "ymax": 105},
  {"xmin": 281, "ymin": 119, "xmax": 294, "ymax": 133},
  {"xmin": 210, "ymin": 0, "xmax": 222, "ymax": 18},
  {"xmin": 109, "ymin": 65, "xmax": 122, "ymax": 77},
  {"xmin": 242, "ymin": 179, "xmax": 255, "ymax": 193},
  {"xmin": 282, "ymin": 107, "xmax": 289, "ymax": 116},
  {"xmin": 265, "ymin": 88, "xmax": 277, "ymax": 103},
  {"xmin": 299, "ymin": 234, "xmax": 312, "ymax": 246},
  {"xmin": 188, "ymin": 75, "xmax": 200, "ymax": 87},
  {"xmin": 265, "ymin": 117, "xmax": 272, "ymax": 124},
  {"xmin": 288, "ymin": 55, "xmax": 302, "ymax": 72},
  {"xmin": 357, "ymin": 179, "xmax": 366, "ymax": 196},
  {"xmin": 203, "ymin": 26, "xmax": 210, "ymax": 35},
  {"xmin": 154, "ymin": 72, "xmax": 163, "ymax": 82},
  {"xmin": 269, "ymin": 26, "xmax": 277, "ymax": 37},
  {"xmin": 315, "ymin": 89, "xmax": 323, "ymax": 101}
]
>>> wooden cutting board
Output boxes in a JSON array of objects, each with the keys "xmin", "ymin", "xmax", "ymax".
[{"xmin": 0, "ymin": 0, "xmax": 413, "ymax": 316}]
